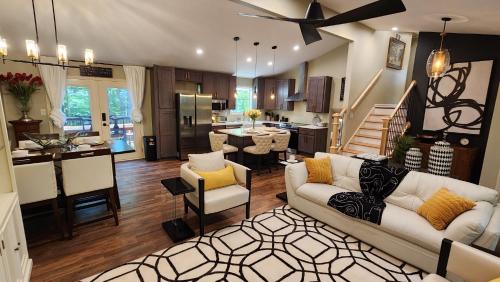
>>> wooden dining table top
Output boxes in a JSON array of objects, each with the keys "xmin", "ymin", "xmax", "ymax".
[
  {"xmin": 218, "ymin": 127, "xmax": 289, "ymax": 138},
  {"xmin": 12, "ymin": 139, "xmax": 135, "ymax": 161}
]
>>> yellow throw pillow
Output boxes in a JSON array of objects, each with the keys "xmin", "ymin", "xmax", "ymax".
[
  {"xmin": 489, "ymin": 278, "xmax": 500, "ymax": 282},
  {"xmin": 193, "ymin": 165, "xmax": 237, "ymax": 191},
  {"xmin": 304, "ymin": 157, "xmax": 333, "ymax": 185},
  {"xmin": 417, "ymin": 188, "xmax": 476, "ymax": 230}
]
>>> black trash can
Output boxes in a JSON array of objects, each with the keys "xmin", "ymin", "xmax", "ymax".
[{"xmin": 143, "ymin": 136, "xmax": 157, "ymax": 161}]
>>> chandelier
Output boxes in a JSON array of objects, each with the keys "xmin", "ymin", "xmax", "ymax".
[{"xmin": 0, "ymin": 0, "xmax": 94, "ymax": 67}]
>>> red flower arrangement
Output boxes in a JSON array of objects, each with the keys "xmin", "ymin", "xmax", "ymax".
[{"xmin": 0, "ymin": 72, "xmax": 43, "ymax": 119}]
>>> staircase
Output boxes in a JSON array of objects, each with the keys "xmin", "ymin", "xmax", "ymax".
[{"xmin": 341, "ymin": 105, "xmax": 395, "ymax": 156}]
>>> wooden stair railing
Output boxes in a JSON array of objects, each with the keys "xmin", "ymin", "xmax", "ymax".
[
  {"xmin": 380, "ymin": 80, "xmax": 417, "ymax": 156},
  {"xmin": 329, "ymin": 107, "xmax": 347, "ymax": 153},
  {"xmin": 350, "ymin": 68, "xmax": 384, "ymax": 112}
]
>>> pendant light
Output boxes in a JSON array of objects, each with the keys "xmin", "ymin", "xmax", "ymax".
[
  {"xmin": 270, "ymin": 45, "xmax": 277, "ymax": 100},
  {"xmin": 426, "ymin": 17, "xmax": 451, "ymax": 78},
  {"xmin": 26, "ymin": 0, "xmax": 40, "ymax": 63},
  {"xmin": 0, "ymin": 37, "xmax": 7, "ymax": 63},
  {"xmin": 84, "ymin": 49, "xmax": 94, "ymax": 65},
  {"xmin": 51, "ymin": 0, "xmax": 68, "ymax": 67},
  {"xmin": 233, "ymin": 36, "xmax": 240, "ymax": 98},
  {"xmin": 252, "ymin": 42, "xmax": 259, "ymax": 99}
]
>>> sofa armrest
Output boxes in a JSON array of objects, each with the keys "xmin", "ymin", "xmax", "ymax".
[
  {"xmin": 445, "ymin": 201, "xmax": 494, "ymax": 245},
  {"xmin": 285, "ymin": 162, "xmax": 308, "ymax": 192},
  {"xmin": 225, "ymin": 160, "xmax": 251, "ymax": 187},
  {"xmin": 473, "ymin": 204, "xmax": 500, "ymax": 250}
]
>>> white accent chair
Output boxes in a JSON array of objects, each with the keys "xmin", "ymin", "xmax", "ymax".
[
  {"xmin": 181, "ymin": 152, "xmax": 251, "ymax": 236},
  {"xmin": 208, "ymin": 131, "xmax": 238, "ymax": 159},
  {"xmin": 423, "ymin": 239, "xmax": 500, "ymax": 282},
  {"xmin": 61, "ymin": 148, "xmax": 119, "ymax": 238},
  {"xmin": 243, "ymin": 134, "xmax": 273, "ymax": 174},
  {"xmin": 13, "ymin": 154, "xmax": 64, "ymax": 238}
]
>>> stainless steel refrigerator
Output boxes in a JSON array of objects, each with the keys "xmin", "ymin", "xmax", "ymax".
[{"xmin": 176, "ymin": 92, "xmax": 212, "ymax": 160}]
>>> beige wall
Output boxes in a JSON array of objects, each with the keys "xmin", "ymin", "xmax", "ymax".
[
  {"xmin": 480, "ymin": 87, "xmax": 500, "ymax": 188},
  {"xmin": 273, "ymin": 43, "xmax": 349, "ymax": 125},
  {"xmin": 0, "ymin": 58, "xmax": 154, "ymax": 143}
]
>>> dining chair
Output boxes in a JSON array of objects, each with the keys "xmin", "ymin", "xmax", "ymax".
[
  {"xmin": 271, "ymin": 131, "xmax": 291, "ymax": 166},
  {"xmin": 61, "ymin": 148, "xmax": 118, "ymax": 238},
  {"xmin": 13, "ymin": 154, "xmax": 64, "ymax": 238},
  {"xmin": 209, "ymin": 131, "xmax": 238, "ymax": 159},
  {"xmin": 243, "ymin": 134, "xmax": 273, "ymax": 174}
]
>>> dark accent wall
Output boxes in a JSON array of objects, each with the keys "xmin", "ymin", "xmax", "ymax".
[{"xmin": 409, "ymin": 32, "xmax": 500, "ymax": 183}]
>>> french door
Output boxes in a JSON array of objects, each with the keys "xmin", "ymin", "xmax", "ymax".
[{"xmin": 63, "ymin": 78, "xmax": 143, "ymax": 160}]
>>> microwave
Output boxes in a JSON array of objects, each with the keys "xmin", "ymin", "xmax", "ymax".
[{"xmin": 212, "ymin": 100, "xmax": 227, "ymax": 111}]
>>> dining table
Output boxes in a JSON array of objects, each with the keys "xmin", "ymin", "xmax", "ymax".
[
  {"xmin": 218, "ymin": 127, "xmax": 289, "ymax": 164},
  {"xmin": 12, "ymin": 139, "xmax": 134, "ymax": 209}
]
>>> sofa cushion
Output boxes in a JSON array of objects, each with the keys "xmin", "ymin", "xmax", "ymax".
[
  {"xmin": 314, "ymin": 152, "xmax": 363, "ymax": 192},
  {"xmin": 379, "ymin": 203, "xmax": 445, "ymax": 252},
  {"xmin": 387, "ymin": 171, "xmax": 498, "ymax": 212},
  {"xmin": 185, "ymin": 184, "xmax": 249, "ymax": 214},
  {"xmin": 296, "ymin": 183, "xmax": 350, "ymax": 206},
  {"xmin": 188, "ymin": 151, "xmax": 226, "ymax": 172}
]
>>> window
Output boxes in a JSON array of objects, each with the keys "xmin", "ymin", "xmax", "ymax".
[
  {"xmin": 62, "ymin": 86, "xmax": 92, "ymax": 132},
  {"xmin": 233, "ymin": 87, "xmax": 252, "ymax": 113}
]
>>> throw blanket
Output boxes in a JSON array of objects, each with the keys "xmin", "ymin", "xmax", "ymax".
[{"xmin": 327, "ymin": 162, "xmax": 409, "ymax": 225}]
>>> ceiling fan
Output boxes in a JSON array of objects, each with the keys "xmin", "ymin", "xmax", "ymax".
[{"xmin": 239, "ymin": 0, "xmax": 406, "ymax": 45}]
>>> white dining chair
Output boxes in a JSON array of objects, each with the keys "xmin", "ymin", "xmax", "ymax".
[
  {"xmin": 271, "ymin": 131, "xmax": 291, "ymax": 162},
  {"xmin": 243, "ymin": 134, "xmax": 274, "ymax": 174},
  {"xmin": 61, "ymin": 148, "xmax": 118, "ymax": 238},
  {"xmin": 13, "ymin": 154, "xmax": 64, "ymax": 238},
  {"xmin": 209, "ymin": 131, "xmax": 238, "ymax": 159}
]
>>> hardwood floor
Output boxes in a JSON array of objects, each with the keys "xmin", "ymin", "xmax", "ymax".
[{"xmin": 26, "ymin": 159, "xmax": 287, "ymax": 282}]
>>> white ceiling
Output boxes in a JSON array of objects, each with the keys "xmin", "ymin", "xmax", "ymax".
[
  {"xmin": 0, "ymin": 0, "xmax": 347, "ymax": 78},
  {"xmin": 320, "ymin": 0, "xmax": 500, "ymax": 35}
]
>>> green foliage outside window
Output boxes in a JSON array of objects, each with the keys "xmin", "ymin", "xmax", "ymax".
[
  {"xmin": 234, "ymin": 87, "xmax": 252, "ymax": 113},
  {"xmin": 107, "ymin": 87, "xmax": 131, "ymax": 117},
  {"xmin": 62, "ymin": 86, "xmax": 91, "ymax": 118}
]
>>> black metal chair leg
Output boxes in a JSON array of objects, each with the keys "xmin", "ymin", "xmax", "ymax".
[
  {"xmin": 108, "ymin": 188, "xmax": 119, "ymax": 226},
  {"xmin": 246, "ymin": 202, "xmax": 250, "ymax": 219},
  {"xmin": 183, "ymin": 196, "xmax": 188, "ymax": 214},
  {"xmin": 51, "ymin": 198, "xmax": 65, "ymax": 239},
  {"xmin": 199, "ymin": 212, "xmax": 205, "ymax": 236}
]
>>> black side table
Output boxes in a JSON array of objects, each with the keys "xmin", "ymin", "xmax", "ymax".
[{"xmin": 161, "ymin": 177, "xmax": 195, "ymax": 242}]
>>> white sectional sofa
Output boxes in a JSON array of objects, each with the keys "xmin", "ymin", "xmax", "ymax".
[{"xmin": 285, "ymin": 152, "xmax": 500, "ymax": 273}]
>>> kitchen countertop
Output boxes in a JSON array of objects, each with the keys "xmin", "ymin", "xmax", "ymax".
[
  {"xmin": 298, "ymin": 125, "xmax": 328, "ymax": 129},
  {"xmin": 218, "ymin": 127, "xmax": 289, "ymax": 137},
  {"xmin": 212, "ymin": 121, "xmax": 328, "ymax": 129}
]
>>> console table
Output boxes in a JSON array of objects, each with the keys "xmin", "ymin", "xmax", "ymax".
[
  {"xmin": 415, "ymin": 142, "xmax": 478, "ymax": 182},
  {"xmin": 8, "ymin": 120, "xmax": 42, "ymax": 145}
]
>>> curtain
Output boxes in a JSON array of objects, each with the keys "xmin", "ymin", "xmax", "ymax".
[
  {"xmin": 123, "ymin": 66, "xmax": 145, "ymax": 123},
  {"xmin": 37, "ymin": 57, "xmax": 67, "ymax": 128}
]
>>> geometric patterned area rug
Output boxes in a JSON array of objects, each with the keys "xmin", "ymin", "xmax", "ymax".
[{"xmin": 84, "ymin": 205, "xmax": 426, "ymax": 282}]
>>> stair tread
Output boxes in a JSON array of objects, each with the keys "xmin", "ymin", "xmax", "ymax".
[
  {"xmin": 342, "ymin": 148, "xmax": 362, "ymax": 155},
  {"xmin": 359, "ymin": 127, "xmax": 382, "ymax": 131},
  {"xmin": 364, "ymin": 120, "xmax": 383, "ymax": 123},
  {"xmin": 355, "ymin": 134, "xmax": 381, "ymax": 140},
  {"xmin": 370, "ymin": 114, "xmax": 390, "ymax": 117},
  {"xmin": 350, "ymin": 141, "xmax": 380, "ymax": 148}
]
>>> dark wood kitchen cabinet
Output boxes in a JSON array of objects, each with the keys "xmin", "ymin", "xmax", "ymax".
[
  {"xmin": 152, "ymin": 65, "xmax": 177, "ymax": 158},
  {"xmin": 202, "ymin": 72, "xmax": 230, "ymax": 100},
  {"xmin": 228, "ymin": 76, "xmax": 237, "ymax": 109},
  {"xmin": 175, "ymin": 68, "xmax": 202, "ymax": 83},
  {"xmin": 253, "ymin": 78, "xmax": 266, "ymax": 109},
  {"xmin": 307, "ymin": 76, "xmax": 332, "ymax": 113},
  {"xmin": 298, "ymin": 127, "xmax": 328, "ymax": 155},
  {"xmin": 276, "ymin": 79, "xmax": 295, "ymax": 111},
  {"xmin": 264, "ymin": 78, "xmax": 277, "ymax": 110}
]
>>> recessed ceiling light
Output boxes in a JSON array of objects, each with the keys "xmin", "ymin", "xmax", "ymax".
[
  {"xmin": 267, "ymin": 61, "xmax": 273, "ymax": 66},
  {"xmin": 391, "ymin": 27, "xmax": 398, "ymax": 31},
  {"xmin": 246, "ymin": 57, "xmax": 252, "ymax": 63},
  {"xmin": 196, "ymin": 48, "xmax": 203, "ymax": 55},
  {"xmin": 293, "ymin": 45, "xmax": 300, "ymax": 51}
]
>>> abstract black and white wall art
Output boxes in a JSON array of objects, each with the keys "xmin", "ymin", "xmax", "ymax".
[{"xmin": 423, "ymin": 60, "xmax": 493, "ymax": 134}]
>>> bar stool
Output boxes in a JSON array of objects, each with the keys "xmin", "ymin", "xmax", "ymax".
[
  {"xmin": 271, "ymin": 132, "xmax": 291, "ymax": 166},
  {"xmin": 209, "ymin": 131, "xmax": 238, "ymax": 159},
  {"xmin": 243, "ymin": 134, "xmax": 273, "ymax": 174}
]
